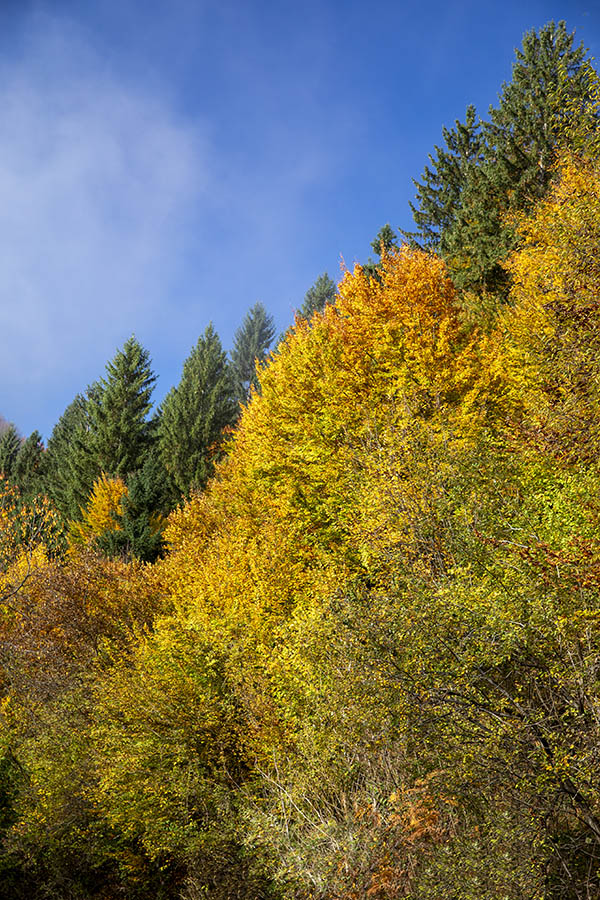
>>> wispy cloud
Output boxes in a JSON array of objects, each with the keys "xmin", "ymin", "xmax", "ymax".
[
  {"xmin": 0, "ymin": 3, "xmax": 363, "ymax": 437},
  {"xmin": 0, "ymin": 11, "xmax": 206, "ymax": 432}
]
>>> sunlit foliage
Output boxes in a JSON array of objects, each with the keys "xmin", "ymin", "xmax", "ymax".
[{"xmin": 2, "ymin": 53, "xmax": 600, "ymax": 900}]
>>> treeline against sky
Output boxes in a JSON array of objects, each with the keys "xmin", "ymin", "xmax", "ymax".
[
  {"xmin": 1, "ymin": 20, "xmax": 600, "ymax": 900},
  {"xmin": 0, "ymin": 274, "xmax": 337, "ymax": 561}
]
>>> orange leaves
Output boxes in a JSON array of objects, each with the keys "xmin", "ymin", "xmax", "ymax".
[{"xmin": 336, "ymin": 249, "xmax": 457, "ymax": 381}]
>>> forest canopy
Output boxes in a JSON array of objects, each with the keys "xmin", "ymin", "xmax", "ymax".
[{"xmin": 1, "ymin": 20, "xmax": 600, "ymax": 900}]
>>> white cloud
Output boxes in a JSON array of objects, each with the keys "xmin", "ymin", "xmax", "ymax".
[
  {"xmin": 0, "ymin": 12, "xmax": 207, "ymax": 406},
  {"xmin": 0, "ymin": 5, "xmax": 358, "ymax": 437}
]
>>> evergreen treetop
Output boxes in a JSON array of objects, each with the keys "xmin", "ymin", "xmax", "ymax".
[
  {"xmin": 13, "ymin": 431, "xmax": 45, "ymax": 500},
  {"xmin": 159, "ymin": 324, "xmax": 237, "ymax": 496},
  {"xmin": 230, "ymin": 302, "xmax": 276, "ymax": 405},
  {"xmin": 299, "ymin": 273, "xmax": 337, "ymax": 320},
  {"xmin": 89, "ymin": 336, "xmax": 156, "ymax": 479},
  {"xmin": 405, "ymin": 20, "xmax": 593, "ymax": 294},
  {"xmin": 0, "ymin": 425, "xmax": 21, "ymax": 479}
]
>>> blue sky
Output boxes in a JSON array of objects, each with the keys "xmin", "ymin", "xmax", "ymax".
[{"xmin": 1, "ymin": 0, "xmax": 599, "ymax": 439}]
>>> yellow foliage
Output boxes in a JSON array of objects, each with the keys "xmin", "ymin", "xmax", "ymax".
[
  {"xmin": 162, "ymin": 249, "xmax": 481, "ymax": 621},
  {"xmin": 503, "ymin": 148, "xmax": 600, "ymax": 459},
  {"xmin": 0, "ymin": 476, "xmax": 59, "ymax": 603},
  {"xmin": 156, "ymin": 248, "xmax": 508, "ymax": 765},
  {"xmin": 68, "ymin": 473, "xmax": 127, "ymax": 551}
]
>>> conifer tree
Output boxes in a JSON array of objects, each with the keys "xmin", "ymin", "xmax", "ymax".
[
  {"xmin": 96, "ymin": 451, "xmax": 170, "ymax": 563},
  {"xmin": 159, "ymin": 325, "xmax": 237, "ymax": 497},
  {"xmin": 405, "ymin": 21, "xmax": 592, "ymax": 294},
  {"xmin": 401, "ymin": 105, "xmax": 483, "ymax": 252},
  {"xmin": 13, "ymin": 430, "xmax": 45, "ymax": 500},
  {"xmin": 371, "ymin": 224, "xmax": 399, "ymax": 257},
  {"xmin": 45, "ymin": 395, "xmax": 84, "ymax": 520},
  {"xmin": 299, "ymin": 273, "xmax": 337, "ymax": 319},
  {"xmin": 230, "ymin": 302, "xmax": 275, "ymax": 404},
  {"xmin": 0, "ymin": 425, "xmax": 21, "ymax": 479},
  {"xmin": 45, "ymin": 390, "xmax": 99, "ymax": 522},
  {"xmin": 364, "ymin": 224, "xmax": 402, "ymax": 279},
  {"xmin": 46, "ymin": 340, "xmax": 156, "ymax": 524},
  {"xmin": 89, "ymin": 336, "xmax": 156, "ymax": 479}
]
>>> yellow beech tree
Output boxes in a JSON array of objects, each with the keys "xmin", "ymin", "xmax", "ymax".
[
  {"xmin": 7, "ymin": 226, "xmax": 600, "ymax": 899},
  {"xmin": 68, "ymin": 473, "xmax": 127, "ymax": 552},
  {"xmin": 504, "ymin": 148, "xmax": 600, "ymax": 461}
]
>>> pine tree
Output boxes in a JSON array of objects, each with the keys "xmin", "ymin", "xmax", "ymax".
[
  {"xmin": 364, "ymin": 224, "xmax": 402, "ymax": 279},
  {"xmin": 299, "ymin": 273, "xmax": 337, "ymax": 320},
  {"xmin": 371, "ymin": 224, "xmax": 399, "ymax": 257},
  {"xmin": 230, "ymin": 303, "xmax": 276, "ymax": 404},
  {"xmin": 0, "ymin": 425, "xmax": 21, "ymax": 479},
  {"xmin": 451, "ymin": 21, "xmax": 589, "ymax": 293},
  {"xmin": 488, "ymin": 20, "xmax": 589, "ymax": 208},
  {"xmin": 45, "ymin": 390, "xmax": 100, "ymax": 522},
  {"xmin": 46, "ymin": 340, "xmax": 156, "ymax": 524},
  {"xmin": 159, "ymin": 325, "xmax": 237, "ymax": 497}
]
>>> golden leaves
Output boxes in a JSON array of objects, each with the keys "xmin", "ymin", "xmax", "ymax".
[{"xmin": 68, "ymin": 473, "xmax": 127, "ymax": 551}]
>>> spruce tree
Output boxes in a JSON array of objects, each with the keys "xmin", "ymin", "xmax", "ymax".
[
  {"xmin": 46, "ymin": 340, "xmax": 156, "ymax": 524},
  {"xmin": 89, "ymin": 336, "xmax": 156, "ymax": 479},
  {"xmin": 364, "ymin": 224, "xmax": 402, "ymax": 279},
  {"xmin": 96, "ymin": 450, "xmax": 171, "ymax": 563},
  {"xmin": 13, "ymin": 431, "xmax": 45, "ymax": 500},
  {"xmin": 405, "ymin": 21, "xmax": 592, "ymax": 294},
  {"xmin": 299, "ymin": 273, "xmax": 337, "ymax": 319},
  {"xmin": 450, "ymin": 20, "xmax": 589, "ymax": 293},
  {"xmin": 44, "ymin": 388, "xmax": 109, "ymax": 523},
  {"xmin": 159, "ymin": 325, "xmax": 237, "ymax": 496},
  {"xmin": 371, "ymin": 224, "xmax": 399, "ymax": 257},
  {"xmin": 230, "ymin": 303, "xmax": 275, "ymax": 404},
  {"xmin": 0, "ymin": 425, "xmax": 21, "ymax": 479},
  {"xmin": 401, "ymin": 105, "xmax": 483, "ymax": 252},
  {"xmin": 44, "ymin": 394, "xmax": 90, "ymax": 521}
]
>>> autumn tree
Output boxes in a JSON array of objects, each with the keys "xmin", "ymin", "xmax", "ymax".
[
  {"xmin": 3, "ymin": 32, "xmax": 600, "ymax": 900},
  {"xmin": 68, "ymin": 473, "xmax": 128, "ymax": 551},
  {"xmin": 504, "ymin": 144, "xmax": 600, "ymax": 460},
  {"xmin": 0, "ymin": 478, "xmax": 61, "ymax": 603}
]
